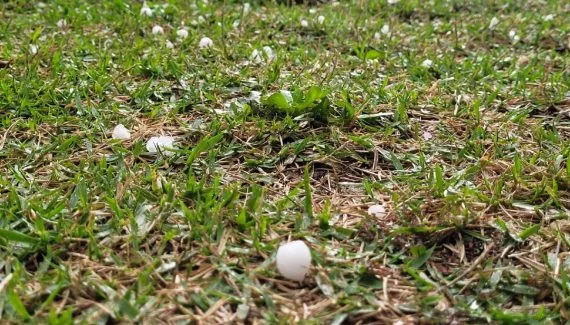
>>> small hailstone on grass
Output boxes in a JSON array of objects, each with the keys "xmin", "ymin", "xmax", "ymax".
[
  {"xmin": 198, "ymin": 15, "xmax": 206, "ymax": 24},
  {"xmin": 367, "ymin": 204, "xmax": 386, "ymax": 218},
  {"xmin": 251, "ymin": 46, "xmax": 275, "ymax": 63},
  {"xmin": 300, "ymin": 19, "xmax": 309, "ymax": 28},
  {"xmin": 387, "ymin": 0, "xmax": 400, "ymax": 4},
  {"xmin": 56, "ymin": 19, "xmax": 66, "ymax": 28},
  {"xmin": 176, "ymin": 29, "xmax": 188, "ymax": 39},
  {"xmin": 488, "ymin": 17, "xmax": 499, "ymax": 30},
  {"xmin": 421, "ymin": 59, "xmax": 433, "ymax": 68},
  {"xmin": 112, "ymin": 124, "xmax": 131, "ymax": 140},
  {"xmin": 309, "ymin": 8, "xmax": 317, "ymax": 14},
  {"xmin": 233, "ymin": 20, "xmax": 240, "ymax": 29},
  {"xmin": 198, "ymin": 37, "xmax": 213, "ymax": 49},
  {"xmin": 374, "ymin": 32, "xmax": 381, "ymax": 40},
  {"xmin": 146, "ymin": 136, "xmax": 176, "ymax": 155},
  {"xmin": 29, "ymin": 44, "xmax": 38, "ymax": 55},
  {"xmin": 140, "ymin": 3, "xmax": 153, "ymax": 17},
  {"xmin": 243, "ymin": 2, "xmax": 251, "ymax": 15},
  {"xmin": 543, "ymin": 14, "xmax": 554, "ymax": 21},
  {"xmin": 248, "ymin": 91, "xmax": 262, "ymax": 103},
  {"xmin": 276, "ymin": 240, "xmax": 311, "ymax": 282},
  {"xmin": 317, "ymin": 15, "xmax": 325, "ymax": 24},
  {"xmin": 165, "ymin": 40, "xmax": 174, "ymax": 49},
  {"xmin": 381, "ymin": 24, "xmax": 390, "ymax": 35},
  {"xmin": 152, "ymin": 25, "xmax": 164, "ymax": 34},
  {"xmin": 508, "ymin": 30, "xmax": 519, "ymax": 44}
]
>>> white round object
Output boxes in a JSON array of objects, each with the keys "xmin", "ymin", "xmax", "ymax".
[
  {"xmin": 56, "ymin": 19, "xmax": 67, "ymax": 28},
  {"xmin": 421, "ymin": 59, "xmax": 433, "ymax": 68},
  {"xmin": 29, "ymin": 44, "xmax": 38, "ymax": 55},
  {"xmin": 367, "ymin": 204, "xmax": 386, "ymax": 217},
  {"xmin": 276, "ymin": 240, "xmax": 311, "ymax": 281},
  {"xmin": 146, "ymin": 136, "xmax": 175, "ymax": 155},
  {"xmin": 251, "ymin": 46, "xmax": 275, "ymax": 63},
  {"xmin": 317, "ymin": 15, "xmax": 325, "ymax": 24},
  {"xmin": 300, "ymin": 19, "xmax": 309, "ymax": 28},
  {"xmin": 381, "ymin": 24, "xmax": 390, "ymax": 35},
  {"xmin": 177, "ymin": 29, "xmax": 188, "ymax": 39},
  {"xmin": 198, "ymin": 37, "xmax": 213, "ymax": 49},
  {"xmin": 112, "ymin": 124, "xmax": 131, "ymax": 140},
  {"xmin": 243, "ymin": 2, "xmax": 251, "ymax": 15},
  {"xmin": 152, "ymin": 25, "xmax": 164, "ymax": 34},
  {"xmin": 165, "ymin": 40, "xmax": 174, "ymax": 49},
  {"xmin": 140, "ymin": 6, "xmax": 152, "ymax": 17}
]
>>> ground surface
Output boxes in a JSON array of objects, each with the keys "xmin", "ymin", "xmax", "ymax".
[{"xmin": 1, "ymin": 0, "xmax": 569, "ymax": 323}]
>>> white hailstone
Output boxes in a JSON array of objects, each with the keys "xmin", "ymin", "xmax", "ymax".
[
  {"xmin": 146, "ymin": 136, "xmax": 176, "ymax": 155},
  {"xmin": 243, "ymin": 2, "xmax": 251, "ymax": 15},
  {"xmin": 152, "ymin": 25, "xmax": 164, "ymax": 34},
  {"xmin": 262, "ymin": 46, "xmax": 275, "ymax": 60},
  {"xmin": 387, "ymin": 0, "xmax": 400, "ymax": 4},
  {"xmin": 508, "ymin": 30, "xmax": 519, "ymax": 44},
  {"xmin": 367, "ymin": 204, "xmax": 386, "ymax": 217},
  {"xmin": 374, "ymin": 32, "xmax": 381, "ymax": 40},
  {"xmin": 381, "ymin": 24, "xmax": 390, "ymax": 35},
  {"xmin": 309, "ymin": 8, "xmax": 317, "ymax": 14},
  {"xmin": 317, "ymin": 15, "xmax": 325, "ymax": 24},
  {"xmin": 421, "ymin": 59, "xmax": 433, "ymax": 68},
  {"xmin": 488, "ymin": 17, "xmax": 499, "ymax": 30},
  {"xmin": 140, "ymin": 4, "xmax": 153, "ymax": 17},
  {"xmin": 29, "ymin": 44, "xmax": 38, "ymax": 55},
  {"xmin": 176, "ymin": 29, "xmax": 188, "ymax": 39},
  {"xmin": 276, "ymin": 240, "xmax": 312, "ymax": 282},
  {"xmin": 233, "ymin": 20, "xmax": 240, "ymax": 29},
  {"xmin": 112, "ymin": 124, "xmax": 131, "ymax": 140},
  {"xmin": 251, "ymin": 46, "xmax": 276, "ymax": 63},
  {"xmin": 248, "ymin": 91, "xmax": 262, "ymax": 103},
  {"xmin": 56, "ymin": 19, "xmax": 67, "ymax": 28},
  {"xmin": 165, "ymin": 40, "xmax": 174, "ymax": 49},
  {"xmin": 197, "ymin": 15, "xmax": 206, "ymax": 24},
  {"xmin": 543, "ymin": 14, "xmax": 554, "ymax": 21},
  {"xmin": 250, "ymin": 49, "xmax": 262, "ymax": 62},
  {"xmin": 280, "ymin": 90, "xmax": 293, "ymax": 104},
  {"xmin": 198, "ymin": 37, "xmax": 213, "ymax": 49},
  {"xmin": 300, "ymin": 19, "xmax": 309, "ymax": 27}
]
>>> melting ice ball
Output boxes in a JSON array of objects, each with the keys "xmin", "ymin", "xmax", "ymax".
[{"xmin": 276, "ymin": 240, "xmax": 311, "ymax": 281}]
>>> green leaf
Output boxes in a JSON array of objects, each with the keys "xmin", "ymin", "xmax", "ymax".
[
  {"xmin": 502, "ymin": 284, "xmax": 540, "ymax": 296},
  {"xmin": 492, "ymin": 217, "xmax": 508, "ymax": 233},
  {"xmin": 407, "ymin": 245, "xmax": 435, "ymax": 269},
  {"xmin": 303, "ymin": 165, "xmax": 313, "ymax": 228},
  {"xmin": 8, "ymin": 288, "xmax": 31, "ymax": 320},
  {"xmin": 264, "ymin": 92, "xmax": 291, "ymax": 110},
  {"xmin": 364, "ymin": 49, "xmax": 383, "ymax": 60},
  {"xmin": 118, "ymin": 291, "xmax": 138, "ymax": 319},
  {"xmin": 518, "ymin": 224, "xmax": 540, "ymax": 241},
  {"xmin": 186, "ymin": 133, "xmax": 223, "ymax": 166},
  {"xmin": 0, "ymin": 229, "xmax": 39, "ymax": 244},
  {"xmin": 390, "ymin": 152, "xmax": 404, "ymax": 172}
]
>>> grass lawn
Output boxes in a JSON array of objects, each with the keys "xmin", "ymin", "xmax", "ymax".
[{"xmin": 1, "ymin": 0, "xmax": 569, "ymax": 323}]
